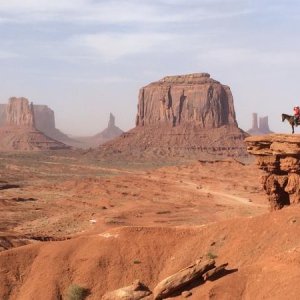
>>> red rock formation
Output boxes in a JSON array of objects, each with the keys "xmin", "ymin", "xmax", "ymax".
[
  {"xmin": 0, "ymin": 97, "xmax": 69, "ymax": 151},
  {"xmin": 99, "ymin": 73, "xmax": 247, "ymax": 159},
  {"xmin": 74, "ymin": 113, "xmax": 123, "ymax": 149},
  {"xmin": 247, "ymin": 113, "xmax": 273, "ymax": 135},
  {"xmin": 0, "ymin": 104, "xmax": 6, "ymax": 127},
  {"xmin": 6, "ymin": 97, "xmax": 35, "ymax": 127},
  {"xmin": 136, "ymin": 73, "xmax": 237, "ymax": 128},
  {"xmin": 245, "ymin": 134, "xmax": 300, "ymax": 210}
]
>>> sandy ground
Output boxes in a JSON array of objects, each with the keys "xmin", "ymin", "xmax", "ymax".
[
  {"xmin": 5, "ymin": 151, "xmax": 299, "ymax": 300},
  {"xmin": 0, "ymin": 152, "xmax": 266, "ymax": 246}
]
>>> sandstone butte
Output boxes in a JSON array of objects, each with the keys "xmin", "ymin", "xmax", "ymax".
[
  {"xmin": 99, "ymin": 73, "xmax": 248, "ymax": 159},
  {"xmin": 0, "ymin": 97, "xmax": 69, "ymax": 151},
  {"xmin": 74, "ymin": 113, "xmax": 124, "ymax": 149},
  {"xmin": 0, "ymin": 102, "xmax": 78, "ymax": 146},
  {"xmin": 245, "ymin": 134, "xmax": 300, "ymax": 210}
]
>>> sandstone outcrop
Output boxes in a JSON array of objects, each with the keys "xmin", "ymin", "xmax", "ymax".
[
  {"xmin": 245, "ymin": 134, "xmax": 300, "ymax": 210},
  {"xmin": 99, "ymin": 73, "xmax": 247, "ymax": 160},
  {"xmin": 6, "ymin": 97, "xmax": 35, "ymax": 127},
  {"xmin": 0, "ymin": 102, "xmax": 79, "ymax": 146},
  {"xmin": 136, "ymin": 73, "xmax": 237, "ymax": 128},
  {"xmin": 0, "ymin": 97, "xmax": 69, "ymax": 151},
  {"xmin": 247, "ymin": 113, "xmax": 273, "ymax": 135},
  {"xmin": 153, "ymin": 259, "xmax": 215, "ymax": 299},
  {"xmin": 102, "ymin": 280, "xmax": 151, "ymax": 300},
  {"xmin": 0, "ymin": 104, "xmax": 6, "ymax": 126}
]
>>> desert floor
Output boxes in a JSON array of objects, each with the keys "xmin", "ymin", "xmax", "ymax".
[
  {"xmin": 4, "ymin": 151, "xmax": 300, "ymax": 300},
  {"xmin": 0, "ymin": 151, "xmax": 266, "ymax": 248}
]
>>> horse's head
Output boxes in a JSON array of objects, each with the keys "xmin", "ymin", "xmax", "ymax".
[{"xmin": 282, "ymin": 114, "xmax": 286, "ymax": 122}]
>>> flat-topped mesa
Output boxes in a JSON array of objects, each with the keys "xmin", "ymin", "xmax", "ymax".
[
  {"xmin": 33, "ymin": 105, "xmax": 56, "ymax": 133},
  {"xmin": 136, "ymin": 73, "xmax": 237, "ymax": 128},
  {"xmin": 245, "ymin": 134, "xmax": 300, "ymax": 210},
  {"xmin": 6, "ymin": 97, "xmax": 35, "ymax": 128}
]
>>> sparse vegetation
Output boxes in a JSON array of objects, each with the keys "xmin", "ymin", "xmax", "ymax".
[
  {"xmin": 206, "ymin": 252, "xmax": 218, "ymax": 260},
  {"xmin": 133, "ymin": 260, "xmax": 142, "ymax": 264},
  {"xmin": 66, "ymin": 284, "xmax": 89, "ymax": 300}
]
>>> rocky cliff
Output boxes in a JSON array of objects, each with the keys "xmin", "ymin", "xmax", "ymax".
[
  {"xmin": 6, "ymin": 97, "xmax": 35, "ymax": 127},
  {"xmin": 0, "ymin": 104, "xmax": 6, "ymax": 127},
  {"xmin": 0, "ymin": 102, "xmax": 79, "ymax": 146},
  {"xmin": 33, "ymin": 105, "xmax": 79, "ymax": 146},
  {"xmin": 0, "ymin": 98, "xmax": 69, "ymax": 151},
  {"xmin": 245, "ymin": 134, "xmax": 300, "ymax": 210},
  {"xmin": 136, "ymin": 73, "xmax": 237, "ymax": 128},
  {"xmin": 98, "ymin": 73, "xmax": 247, "ymax": 160}
]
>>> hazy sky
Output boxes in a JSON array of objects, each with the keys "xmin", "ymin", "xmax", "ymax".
[{"xmin": 0, "ymin": 0, "xmax": 299, "ymax": 135}]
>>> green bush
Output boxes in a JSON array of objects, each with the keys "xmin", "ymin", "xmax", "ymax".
[
  {"xmin": 66, "ymin": 284, "xmax": 89, "ymax": 300},
  {"xmin": 206, "ymin": 252, "xmax": 218, "ymax": 260}
]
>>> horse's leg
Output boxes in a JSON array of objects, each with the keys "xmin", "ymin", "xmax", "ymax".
[{"xmin": 292, "ymin": 125, "xmax": 295, "ymax": 134}]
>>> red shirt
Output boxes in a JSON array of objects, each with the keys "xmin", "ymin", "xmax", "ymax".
[{"xmin": 294, "ymin": 107, "xmax": 300, "ymax": 116}]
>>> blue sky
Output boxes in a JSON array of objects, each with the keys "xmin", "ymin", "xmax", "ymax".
[{"xmin": 0, "ymin": 0, "xmax": 299, "ymax": 135}]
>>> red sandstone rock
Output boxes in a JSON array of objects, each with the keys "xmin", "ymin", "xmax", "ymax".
[
  {"xmin": 6, "ymin": 97, "xmax": 35, "ymax": 127},
  {"xmin": 245, "ymin": 134, "xmax": 300, "ymax": 210},
  {"xmin": 0, "ymin": 97, "xmax": 69, "ymax": 151},
  {"xmin": 74, "ymin": 113, "xmax": 123, "ymax": 148},
  {"xmin": 247, "ymin": 113, "xmax": 273, "ymax": 135},
  {"xmin": 99, "ymin": 73, "xmax": 247, "ymax": 159},
  {"xmin": 136, "ymin": 73, "xmax": 237, "ymax": 128}
]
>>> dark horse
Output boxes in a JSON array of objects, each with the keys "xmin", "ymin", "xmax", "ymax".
[{"xmin": 282, "ymin": 113, "xmax": 300, "ymax": 134}]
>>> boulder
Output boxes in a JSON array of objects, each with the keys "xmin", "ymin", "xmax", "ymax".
[
  {"xmin": 153, "ymin": 259, "xmax": 215, "ymax": 299},
  {"xmin": 102, "ymin": 280, "xmax": 151, "ymax": 300}
]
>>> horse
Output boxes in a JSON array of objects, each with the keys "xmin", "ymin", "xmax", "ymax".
[{"xmin": 282, "ymin": 113, "xmax": 300, "ymax": 134}]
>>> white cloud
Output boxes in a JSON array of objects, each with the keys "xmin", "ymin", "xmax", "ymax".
[
  {"xmin": 199, "ymin": 47, "xmax": 300, "ymax": 67},
  {"xmin": 71, "ymin": 32, "xmax": 176, "ymax": 62},
  {"xmin": 0, "ymin": 0, "xmax": 253, "ymax": 24},
  {"xmin": 0, "ymin": 50, "xmax": 19, "ymax": 59}
]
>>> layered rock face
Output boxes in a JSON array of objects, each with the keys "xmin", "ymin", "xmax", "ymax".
[
  {"xmin": 6, "ymin": 97, "xmax": 35, "ymax": 127},
  {"xmin": 247, "ymin": 113, "xmax": 273, "ymax": 135},
  {"xmin": 136, "ymin": 73, "xmax": 237, "ymax": 128},
  {"xmin": 245, "ymin": 134, "xmax": 300, "ymax": 210},
  {"xmin": 0, "ymin": 98, "xmax": 69, "ymax": 151},
  {"xmin": 33, "ymin": 105, "xmax": 55, "ymax": 134},
  {"xmin": 99, "ymin": 73, "xmax": 247, "ymax": 160},
  {"xmin": 0, "ymin": 104, "xmax": 6, "ymax": 126},
  {"xmin": 33, "ymin": 105, "xmax": 79, "ymax": 145}
]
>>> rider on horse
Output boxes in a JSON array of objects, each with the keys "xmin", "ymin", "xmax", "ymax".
[{"xmin": 294, "ymin": 106, "xmax": 300, "ymax": 125}]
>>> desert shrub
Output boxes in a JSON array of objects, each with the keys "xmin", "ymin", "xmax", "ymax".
[
  {"xmin": 66, "ymin": 284, "xmax": 89, "ymax": 300},
  {"xmin": 206, "ymin": 252, "xmax": 218, "ymax": 259}
]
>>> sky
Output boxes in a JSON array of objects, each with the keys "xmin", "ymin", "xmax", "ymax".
[{"xmin": 0, "ymin": 0, "xmax": 299, "ymax": 135}]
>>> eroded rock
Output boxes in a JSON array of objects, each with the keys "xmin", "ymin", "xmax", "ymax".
[
  {"xmin": 6, "ymin": 97, "xmax": 35, "ymax": 127},
  {"xmin": 153, "ymin": 259, "xmax": 215, "ymax": 299},
  {"xmin": 98, "ymin": 73, "xmax": 248, "ymax": 159},
  {"xmin": 102, "ymin": 280, "xmax": 151, "ymax": 300},
  {"xmin": 245, "ymin": 134, "xmax": 300, "ymax": 210}
]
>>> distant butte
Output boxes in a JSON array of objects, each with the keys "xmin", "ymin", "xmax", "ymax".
[
  {"xmin": 99, "ymin": 73, "xmax": 248, "ymax": 160},
  {"xmin": 73, "ymin": 113, "xmax": 123, "ymax": 148},
  {"xmin": 247, "ymin": 113, "xmax": 273, "ymax": 135},
  {"xmin": 0, "ymin": 97, "xmax": 69, "ymax": 151}
]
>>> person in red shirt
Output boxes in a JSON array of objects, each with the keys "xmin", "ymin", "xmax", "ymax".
[{"xmin": 294, "ymin": 106, "xmax": 300, "ymax": 125}]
